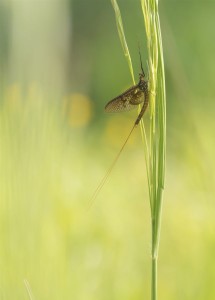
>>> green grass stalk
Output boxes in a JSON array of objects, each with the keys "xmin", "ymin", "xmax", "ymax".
[
  {"xmin": 110, "ymin": 0, "xmax": 135, "ymax": 85},
  {"xmin": 141, "ymin": 1, "xmax": 166, "ymax": 300},
  {"xmin": 111, "ymin": 0, "xmax": 166, "ymax": 299},
  {"xmin": 24, "ymin": 279, "xmax": 35, "ymax": 300}
]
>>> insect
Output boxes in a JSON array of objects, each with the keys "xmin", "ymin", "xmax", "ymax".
[
  {"xmin": 105, "ymin": 58, "xmax": 149, "ymax": 126},
  {"xmin": 88, "ymin": 51, "xmax": 149, "ymax": 208}
]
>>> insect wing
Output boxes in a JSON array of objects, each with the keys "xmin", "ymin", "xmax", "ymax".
[
  {"xmin": 105, "ymin": 85, "xmax": 144, "ymax": 113},
  {"xmin": 130, "ymin": 89, "xmax": 145, "ymax": 105},
  {"xmin": 105, "ymin": 96, "xmax": 135, "ymax": 113}
]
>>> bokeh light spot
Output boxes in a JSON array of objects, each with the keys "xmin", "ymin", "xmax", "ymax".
[
  {"xmin": 65, "ymin": 93, "xmax": 93, "ymax": 128},
  {"xmin": 5, "ymin": 84, "xmax": 21, "ymax": 110}
]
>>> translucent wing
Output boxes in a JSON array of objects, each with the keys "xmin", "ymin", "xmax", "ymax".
[
  {"xmin": 105, "ymin": 85, "xmax": 145, "ymax": 113},
  {"xmin": 105, "ymin": 97, "xmax": 135, "ymax": 113}
]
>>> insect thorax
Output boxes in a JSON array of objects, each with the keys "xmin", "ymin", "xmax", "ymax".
[{"xmin": 138, "ymin": 77, "xmax": 148, "ymax": 93}]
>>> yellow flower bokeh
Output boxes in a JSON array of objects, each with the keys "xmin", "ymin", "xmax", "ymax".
[{"xmin": 65, "ymin": 93, "xmax": 93, "ymax": 128}]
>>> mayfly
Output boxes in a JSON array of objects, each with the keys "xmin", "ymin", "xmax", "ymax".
[{"xmin": 89, "ymin": 52, "xmax": 149, "ymax": 208}]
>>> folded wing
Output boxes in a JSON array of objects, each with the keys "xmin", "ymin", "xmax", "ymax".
[{"xmin": 105, "ymin": 86, "xmax": 145, "ymax": 113}]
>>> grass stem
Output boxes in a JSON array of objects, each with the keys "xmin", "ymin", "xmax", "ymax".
[
  {"xmin": 111, "ymin": 1, "xmax": 166, "ymax": 299},
  {"xmin": 151, "ymin": 255, "xmax": 157, "ymax": 300},
  {"xmin": 141, "ymin": 1, "xmax": 166, "ymax": 299}
]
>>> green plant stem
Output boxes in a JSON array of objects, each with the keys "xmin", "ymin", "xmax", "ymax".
[
  {"xmin": 141, "ymin": 0, "xmax": 166, "ymax": 299},
  {"xmin": 151, "ymin": 253, "xmax": 157, "ymax": 300},
  {"xmin": 111, "ymin": 1, "xmax": 166, "ymax": 300},
  {"xmin": 111, "ymin": 0, "xmax": 135, "ymax": 84}
]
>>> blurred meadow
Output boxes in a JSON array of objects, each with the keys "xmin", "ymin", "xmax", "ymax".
[{"xmin": 0, "ymin": 0, "xmax": 215, "ymax": 299}]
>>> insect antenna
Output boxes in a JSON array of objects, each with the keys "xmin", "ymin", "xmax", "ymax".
[
  {"xmin": 138, "ymin": 46, "xmax": 145, "ymax": 77},
  {"xmin": 87, "ymin": 123, "xmax": 137, "ymax": 210}
]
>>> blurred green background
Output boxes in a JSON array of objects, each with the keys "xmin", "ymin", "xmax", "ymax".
[{"xmin": 0, "ymin": 0, "xmax": 215, "ymax": 299}]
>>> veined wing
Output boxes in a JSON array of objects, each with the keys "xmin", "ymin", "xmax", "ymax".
[{"xmin": 105, "ymin": 85, "xmax": 145, "ymax": 113}]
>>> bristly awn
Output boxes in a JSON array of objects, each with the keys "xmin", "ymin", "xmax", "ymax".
[{"xmin": 89, "ymin": 51, "xmax": 149, "ymax": 208}]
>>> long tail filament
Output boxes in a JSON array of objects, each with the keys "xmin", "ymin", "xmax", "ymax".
[{"xmin": 87, "ymin": 123, "xmax": 137, "ymax": 209}]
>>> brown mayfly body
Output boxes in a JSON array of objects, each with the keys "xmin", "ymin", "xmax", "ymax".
[
  {"xmin": 88, "ymin": 52, "xmax": 149, "ymax": 208},
  {"xmin": 104, "ymin": 50, "xmax": 149, "ymax": 147},
  {"xmin": 105, "ymin": 70, "xmax": 149, "ymax": 126}
]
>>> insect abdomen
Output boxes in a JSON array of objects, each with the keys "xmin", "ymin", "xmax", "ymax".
[{"xmin": 135, "ymin": 90, "xmax": 149, "ymax": 125}]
